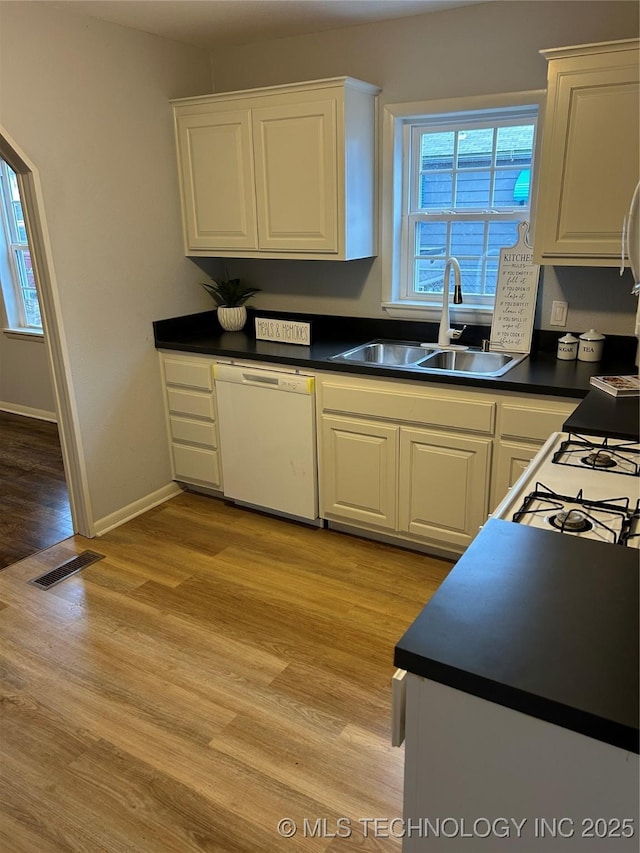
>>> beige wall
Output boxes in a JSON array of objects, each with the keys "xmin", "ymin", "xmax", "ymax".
[
  {"xmin": 0, "ymin": 335, "xmax": 56, "ymax": 418},
  {"xmin": 208, "ymin": 0, "xmax": 640, "ymax": 334},
  {"xmin": 0, "ymin": 1, "xmax": 214, "ymax": 526}
]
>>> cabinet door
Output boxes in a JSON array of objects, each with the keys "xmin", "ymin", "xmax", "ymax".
[
  {"xmin": 491, "ymin": 440, "xmax": 540, "ymax": 512},
  {"xmin": 175, "ymin": 109, "xmax": 258, "ymax": 251},
  {"xmin": 252, "ymin": 100, "xmax": 338, "ymax": 252},
  {"xmin": 399, "ymin": 428, "xmax": 491, "ymax": 551},
  {"xmin": 536, "ymin": 46, "xmax": 639, "ymax": 264},
  {"xmin": 321, "ymin": 416, "xmax": 398, "ymax": 530}
]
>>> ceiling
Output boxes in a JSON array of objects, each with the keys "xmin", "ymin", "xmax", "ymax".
[{"xmin": 49, "ymin": 0, "xmax": 491, "ymax": 50}]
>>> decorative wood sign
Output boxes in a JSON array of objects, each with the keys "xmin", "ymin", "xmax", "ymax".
[
  {"xmin": 490, "ymin": 221, "xmax": 540, "ymax": 354},
  {"xmin": 255, "ymin": 317, "xmax": 311, "ymax": 346}
]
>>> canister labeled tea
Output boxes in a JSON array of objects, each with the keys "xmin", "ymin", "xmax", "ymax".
[
  {"xmin": 578, "ymin": 329, "xmax": 605, "ymax": 362},
  {"xmin": 557, "ymin": 333, "xmax": 578, "ymax": 360}
]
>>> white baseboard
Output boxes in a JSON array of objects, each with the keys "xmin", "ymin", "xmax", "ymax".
[
  {"xmin": 92, "ymin": 482, "xmax": 182, "ymax": 537},
  {"xmin": 0, "ymin": 402, "xmax": 57, "ymax": 422}
]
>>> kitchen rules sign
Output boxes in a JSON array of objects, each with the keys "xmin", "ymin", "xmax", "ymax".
[{"xmin": 490, "ymin": 221, "xmax": 540, "ymax": 353}]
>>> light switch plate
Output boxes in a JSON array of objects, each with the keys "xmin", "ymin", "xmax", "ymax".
[{"xmin": 550, "ymin": 300, "xmax": 568, "ymax": 327}]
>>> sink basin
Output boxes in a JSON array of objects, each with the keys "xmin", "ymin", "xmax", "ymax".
[
  {"xmin": 417, "ymin": 349, "xmax": 522, "ymax": 375},
  {"xmin": 329, "ymin": 340, "xmax": 426, "ymax": 366},
  {"xmin": 328, "ymin": 339, "xmax": 527, "ymax": 377}
]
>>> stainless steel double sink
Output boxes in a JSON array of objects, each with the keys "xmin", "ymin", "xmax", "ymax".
[{"xmin": 327, "ymin": 340, "xmax": 527, "ymax": 377}]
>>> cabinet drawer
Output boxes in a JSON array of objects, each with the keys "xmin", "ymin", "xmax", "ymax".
[
  {"xmin": 172, "ymin": 444, "xmax": 221, "ymax": 487},
  {"xmin": 164, "ymin": 358, "xmax": 213, "ymax": 390},
  {"xmin": 167, "ymin": 388, "xmax": 216, "ymax": 420},
  {"xmin": 322, "ymin": 384, "xmax": 495, "ymax": 434},
  {"xmin": 501, "ymin": 404, "xmax": 574, "ymax": 442},
  {"xmin": 169, "ymin": 416, "xmax": 217, "ymax": 448}
]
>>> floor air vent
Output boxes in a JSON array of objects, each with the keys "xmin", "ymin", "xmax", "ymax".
[{"xmin": 29, "ymin": 551, "xmax": 105, "ymax": 589}]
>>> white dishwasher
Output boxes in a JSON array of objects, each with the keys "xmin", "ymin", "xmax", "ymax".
[{"xmin": 214, "ymin": 363, "xmax": 319, "ymax": 522}]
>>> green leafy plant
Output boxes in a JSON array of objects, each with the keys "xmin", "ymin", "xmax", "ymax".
[{"xmin": 201, "ymin": 278, "xmax": 261, "ymax": 308}]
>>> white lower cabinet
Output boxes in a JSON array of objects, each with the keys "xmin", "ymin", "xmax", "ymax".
[
  {"xmin": 321, "ymin": 416, "xmax": 490, "ymax": 551},
  {"xmin": 160, "ymin": 353, "xmax": 223, "ymax": 491},
  {"xmin": 401, "ymin": 674, "xmax": 639, "ymax": 852},
  {"xmin": 318, "ymin": 376, "xmax": 496, "ymax": 555},
  {"xmin": 399, "ymin": 428, "xmax": 491, "ymax": 551},
  {"xmin": 493, "ymin": 440, "xmax": 541, "ymax": 502},
  {"xmin": 318, "ymin": 373, "xmax": 577, "ymax": 556},
  {"xmin": 491, "ymin": 398, "xmax": 578, "ymax": 510},
  {"xmin": 321, "ymin": 415, "xmax": 399, "ymax": 530}
]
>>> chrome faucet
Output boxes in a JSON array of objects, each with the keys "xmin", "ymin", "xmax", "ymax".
[{"xmin": 438, "ymin": 257, "xmax": 465, "ymax": 347}]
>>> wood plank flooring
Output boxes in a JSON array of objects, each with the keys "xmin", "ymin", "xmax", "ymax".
[
  {"xmin": 0, "ymin": 492, "xmax": 452, "ymax": 852},
  {"xmin": 0, "ymin": 411, "xmax": 73, "ymax": 569}
]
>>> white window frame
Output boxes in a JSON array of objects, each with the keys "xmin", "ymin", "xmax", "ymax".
[
  {"xmin": 381, "ymin": 90, "xmax": 546, "ymax": 323},
  {"xmin": 0, "ymin": 158, "xmax": 42, "ymax": 334}
]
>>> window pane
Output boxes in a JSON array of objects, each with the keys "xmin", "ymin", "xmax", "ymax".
[
  {"xmin": 421, "ymin": 131, "xmax": 454, "ymax": 170},
  {"xmin": 450, "ymin": 220, "xmax": 485, "ymax": 257},
  {"xmin": 457, "ymin": 128, "xmax": 493, "ymax": 169},
  {"xmin": 420, "ymin": 172, "xmax": 452, "ymax": 209},
  {"xmin": 487, "ymin": 220, "xmax": 520, "ymax": 253},
  {"xmin": 6, "ymin": 170, "xmax": 26, "ymax": 242},
  {"xmin": 496, "ymin": 125, "xmax": 534, "ymax": 166},
  {"xmin": 11, "ymin": 199, "xmax": 27, "ymax": 242},
  {"xmin": 416, "ymin": 222, "xmax": 447, "ymax": 256},
  {"xmin": 415, "ymin": 258, "xmax": 445, "ymax": 294},
  {"xmin": 457, "ymin": 259, "xmax": 483, "ymax": 296},
  {"xmin": 493, "ymin": 168, "xmax": 527, "ymax": 207},
  {"xmin": 455, "ymin": 170, "xmax": 490, "ymax": 208},
  {"xmin": 15, "ymin": 249, "xmax": 41, "ymax": 326},
  {"xmin": 512, "ymin": 168, "xmax": 531, "ymax": 205},
  {"xmin": 484, "ymin": 260, "xmax": 499, "ymax": 297}
]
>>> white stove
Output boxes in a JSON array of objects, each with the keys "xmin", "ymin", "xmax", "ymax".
[{"xmin": 492, "ymin": 432, "xmax": 640, "ymax": 548}]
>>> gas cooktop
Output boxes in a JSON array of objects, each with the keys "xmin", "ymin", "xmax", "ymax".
[{"xmin": 493, "ymin": 432, "xmax": 640, "ymax": 548}]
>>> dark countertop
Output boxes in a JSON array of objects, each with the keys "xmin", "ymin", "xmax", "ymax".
[
  {"xmin": 394, "ymin": 518, "xmax": 639, "ymax": 754},
  {"xmin": 564, "ymin": 389, "xmax": 639, "ymax": 441},
  {"xmin": 154, "ymin": 309, "xmax": 638, "ymax": 404}
]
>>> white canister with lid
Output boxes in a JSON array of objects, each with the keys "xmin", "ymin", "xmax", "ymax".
[
  {"xmin": 557, "ymin": 333, "xmax": 579, "ymax": 360},
  {"xmin": 578, "ymin": 329, "xmax": 605, "ymax": 362}
]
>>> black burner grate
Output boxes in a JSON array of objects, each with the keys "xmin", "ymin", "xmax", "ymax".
[
  {"xmin": 552, "ymin": 434, "xmax": 640, "ymax": 477},
  {"xmin": 512, "ymin": 483, "xmax": 634, "ymax": 546}
]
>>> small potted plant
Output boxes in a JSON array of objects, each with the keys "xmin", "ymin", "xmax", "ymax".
[{"xmin": 200, "ymin": 277, "xmax": 261, "ymax": 331}]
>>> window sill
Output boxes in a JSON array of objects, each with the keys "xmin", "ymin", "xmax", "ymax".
[
  {"xmin": 3, "ymin": 327, "xmax": 44, "ymax": 341},
  {"xmin": 382, "ymin": 301, "xmax": 492, "ymax": 325}
]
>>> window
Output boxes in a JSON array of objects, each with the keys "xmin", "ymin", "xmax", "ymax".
[
  {"xmin": 0, "ymin": 158, "xmax": 42, "ymax": 331},
  {"xmin": 382, "ymin": 93, "xmax": 544, "ymax": 320}
]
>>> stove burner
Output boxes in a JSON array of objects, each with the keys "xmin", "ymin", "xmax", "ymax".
[
  {"xmin": 549, "ymin": 509, "xmax": 593, "ymax": 533},
  {"xmin": 552, "ymin": 434, "xmax": 640, "ymax": 477},
  {"xmin": 582, "ymin": 451, "xmax": 617, "ymax": 469},
  {"xmin": 512, "ymin": 483, "xmax": 634, "ymax": 545}
]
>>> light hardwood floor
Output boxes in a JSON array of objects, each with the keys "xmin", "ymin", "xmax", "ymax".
[{"xmin": 0, "ymin": 492, "xmax": 452, "ymax": 852}]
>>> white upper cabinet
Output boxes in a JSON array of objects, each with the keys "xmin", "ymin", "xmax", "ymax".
[
  {"xmin": 534, "ymin": 39, "xmax": 639, "ymax": 266},
  {"xmin": 175, "ymin": 109, "xmax": 258, "ymax": 251},
  {"xmin": 172, "ymin": 77, "xmax": 380, "ymax": 260}
]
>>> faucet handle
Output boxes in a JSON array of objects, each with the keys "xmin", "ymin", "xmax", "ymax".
[{"xmin": 450, "ymin": 324, "xmax": 467, "ymax": 341}]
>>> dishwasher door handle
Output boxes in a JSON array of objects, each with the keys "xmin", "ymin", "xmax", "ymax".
[{"xmin": 240, "ymin": 372, "xmax": 280, "ymax": 386}]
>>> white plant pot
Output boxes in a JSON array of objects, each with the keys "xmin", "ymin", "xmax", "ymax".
[{"xmin": 217, "ymin": 305, "xmax": 247, "ymax": 331}]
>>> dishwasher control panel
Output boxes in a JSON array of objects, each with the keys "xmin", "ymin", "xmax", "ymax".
[{"xmin": 215, "ymin": 363, "xmax": 314, "ymax": 395}]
